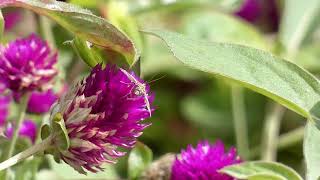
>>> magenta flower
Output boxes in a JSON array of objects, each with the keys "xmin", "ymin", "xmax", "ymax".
[
  {"xmin": 235, "ymin": 0, "xmax": 261, "ymax": 22},
  {"xmin": 0, "ymin": 83, "xmax": 10, "ymax": 127},
  {"xmin": 0, "ymin": 34, "xmax": 58, "ymax": 93},
  {"xmin": 171, "ymin": 140, "xmax": 241, "ymax": 180},
  {"xmin": 27, "ymin": 89, "xmax": 58, "ymax": 114},
  {"xmin": 3, "ymin": 11, "xmax": 21, "ymax": 31},
  {"xmin": 50, "ymin": 64, "xmax": 154, "ymax": 173},
  {"xmin": 6, "ymin": 119, "xmax": 37, "ymax": 143}
]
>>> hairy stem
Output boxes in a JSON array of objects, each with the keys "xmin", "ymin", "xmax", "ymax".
[
  {"xmin": 0, "ymin": 136, "xmax": 53, "ymax": 171},
  {"xmin": 261, "ymin": 103, "xmax": 286, "ymax": 161},
  {"xmin": 6, "ymin": 93, "xmax": 30, "ymax": 159},
  {"xmin": 3, "ymin": 93, "xmax": 30, "ymax": 178},
  {"xmin": 231, "ymin": 86, "xmax": 250, "ymax": 159}
]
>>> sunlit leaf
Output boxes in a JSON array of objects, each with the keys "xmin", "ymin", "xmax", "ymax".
[
  {"xmin": 143, "ymin": 30, "xmax": 320, "ymax": 118},
  {"xmin": 304, "ymin": 121, "xmax": 320, "ymax": 180},
  {"xmin": 0, "ymin": 0, "xmax": 139, "ymax": 66},
  {"xmin": 221, "ymin": 161, "xmax": 303, "ymax": 180}
]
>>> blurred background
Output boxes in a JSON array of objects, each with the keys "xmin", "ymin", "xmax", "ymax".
[{"xmin": 2, "ymin": 0, "xmax": 320, "ymax": 179}]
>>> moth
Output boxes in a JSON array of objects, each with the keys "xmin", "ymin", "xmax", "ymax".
[{"xmin": 120, "ymin": 69, "xmax": 152, "ymax": 117}]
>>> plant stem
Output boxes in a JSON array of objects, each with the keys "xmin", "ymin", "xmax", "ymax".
[
  {"xmin": 250, "ymin": 126, "xmax": 304, "ymax": 159},
  {"xmin": 261, "ymin": 103, "xmax": 286, "ymax": 161},
  {"xmin": 3, "ymin": 93, "xmax": 30, "ymax": 178},
  {"xmin": 277, "ymin": 126, "xmax": 304, "ymax": 150},
  {"xmin": 0, "ymin": 136, "xmax": 53, "ymax": 171},
  {"xmin": 6, "ymin": 93, "xmax": 30, "ymax": 159},
  {"xmin": 39, "ymin": 16, "xmax": 56, "ymax": 49},
  {"xmin": 231, "ymin": 85, "xmax": 250, "ymax": 159}
]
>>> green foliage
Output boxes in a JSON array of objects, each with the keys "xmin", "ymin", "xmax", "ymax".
[
  {"xmin": 70, "ymin": 36, "xmax": 103, "ymax": 67},
  {"xmin": 221, "ymin": 161, "xmax": 303, "ymax": 180},
  {"xmin": 181, "ymin": 11, "xmax": 267, "ymax": 49},
  {"xmin": 128, "ymin": 142, "xmax": 153, "ymax": 180},
  {"xmin": 51, "ymin": 113, "xmax": 69, "ymax": 151},
  {"xmin": 0, "ymin": 0, "xmax": 139, "ymax": 66},
  {"xmin": 279, "ymin": 0, "xmax": 320, "ymax": 53},
  {"xmin": 143, "ymin": 29, "xmax": 320, "ymax": 117},
  {"xmin": 0, "ymin": 10, "xmax": 3, "ymax": 40},
  {"xmin": 303, "ymin": 122, "xmax": 320, "ymax": 180}
]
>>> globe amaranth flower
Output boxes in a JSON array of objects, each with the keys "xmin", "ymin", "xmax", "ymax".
[
  {"xmin": 0, "ymin": 86, "xmax": 10, "ymax": 127},
  {"xmin": 27, "ymin": 89, "xmax": 58, "ymax": 114},
  {"xmin": 0, "ymin": 34, "xmax": 58, "ymax": 93},
  {"xmin": 49, "ymin": 64, "xmax": 154, "ymax": 174},
  {"xmin": 234, "ymin": 0, "xmax": 261, "ymax": 22},
  {"xmin": 171, "ymin": 140, "xmax": 241, "ymax": 180},
  {"xmin": 5, "ymin": 119, "xmax": 37, "ymax": 143}
]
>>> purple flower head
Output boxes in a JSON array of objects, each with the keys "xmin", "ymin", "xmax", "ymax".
[
  {"xmin": 0, "ymin": 34, "xmax": 58, "ymax": 93},
  {"xmin": 3, "ymin": 11, "xmax": 21, "ymax": 31},
  {"xmin": 235, "ymin": 0, "xmax": 261, "ymax": 22},
  {"xmin": 27, "ymin": 89, "xmax": 58, "ymax": 114},
  {"xmin": 50, "ymin": 64, "xmax": 154, "ymax": 174},
  {"xmin": 171, "ymin": 140, "xmax": 241, "ymax": 180},
  {"xmin": 6, "ymin": 119, "xmax": 37, "ymax": 143},
  {"xmin": 0, "ymin": 83, "xmax": 10, "ymax": 127}
]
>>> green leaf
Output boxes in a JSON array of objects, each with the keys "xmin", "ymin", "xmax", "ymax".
[
  {"xmin": 182, "ymin": 11, "xmax": 267, "ymax": 50},
  {"xmin": 40, "ymin": 124, "xmax": 51, "ymax": 140},
  {"xmin": 128, "ymin": 142, "xmax": 153, "ymax": 180},
  {"xmin": 279, "ymin": 0, "xmax": 320, "ymax": 53},
  {"xmin": 106, "ymin": 1, "xmax": 144, "ymax": 51},
  {"xmin": 221, "ymin": 161, "xmax": 303, "ymax": 180},
  {"xmin": 142, "ymin": 30, "xmax": 320, "ymax": 117},
  {"xmin": 0, "ymin": 0, "xmax": 139, "ymax": 66},
  {"xmin": 52, "ymin": 113, "xmax": 70, "ymax": 151},
  {"xmin": 304, "ymin": 121, "xmax": 320, "ymax": 180},
  {"xmin": 70, "ymin": 36, "xmax": 103, "ymax": 67}
]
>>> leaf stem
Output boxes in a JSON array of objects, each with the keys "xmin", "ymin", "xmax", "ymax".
[
  {"xmin": 261, "ymin": 103, "xmax": 286, "ymax": 161},
  {"xmin": 231, "ymin": 86, "xmax": 250, "ymax": 159},
  {"xmin": 0, "ymin": 136, "xmax": 53, "ymax": 171}
]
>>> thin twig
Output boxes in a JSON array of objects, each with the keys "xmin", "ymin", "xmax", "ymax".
[
  {"xmin": 261, "ymin": 103, "xmax": 286, "ymax": 161},
  {"xmin": 231, "ymin": 85, "xmax": 250, "ymax": 159}
]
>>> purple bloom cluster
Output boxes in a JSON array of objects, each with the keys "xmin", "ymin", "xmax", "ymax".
[
  {"xmin": 0, "ymin": 34, "xmax": 57, "ymax": 93},
  {"xmin": 171, "ymin": 140, "xmax": 241, "ymax": 180},
  {"xmin": 52, "ymin": 64, "xmax": 154, "ymax": 173},
  {"xmin": 6, "ymin": 119, "xmax": 37, "ymax": 143},
  {"xmin": 27, "ymin": 89, "xmax": 58, "ymax": 114}
]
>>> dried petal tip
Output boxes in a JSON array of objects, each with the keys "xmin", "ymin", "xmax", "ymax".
[
  {"xmin": 171, "ymin": 140, "xmax": 241, "ymax": 180},
  {"xmin": 49, "ymin": 64, "xmax": 154, "ymax": 174},
  {"xmin": 0, "ymin": 34, "xmax": 58, "ymax": 93}
]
